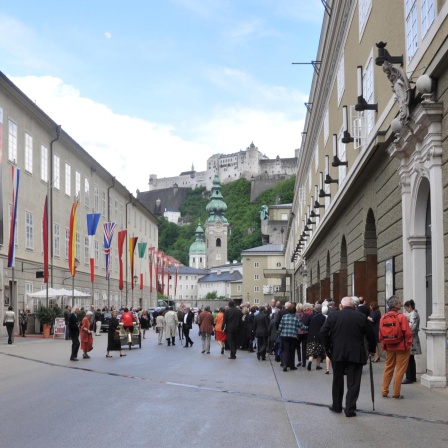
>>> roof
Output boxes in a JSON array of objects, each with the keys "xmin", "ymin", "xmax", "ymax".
[
  {"xmin": 167, "ymin": 265, "xmax": 210, "ymax": 275},
  {"xmin": 242, "ymin": 244, "xmax": 284, "ymax": 254},
  {"xmin": 198, "ymin": 270, "xmax": 243, "ymax": 283}
]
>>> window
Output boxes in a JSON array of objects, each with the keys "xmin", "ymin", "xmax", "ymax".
[
  {"xmin": 95, "ymin": 240, "xmax": 99, "ymax": 267},
  {"xmin": 65, "ymin": 163, "xmax": 71, "ymax": 196},
  {"xmin": 54, "ymin": 223, "xmax": 60, "ymax": 257},
  {"xmin": 359, "ymin": 0, "xmax": 372, "ymax": 38},
  {"xmin": 75, "ymin": 171, "xmax": 81, "ymax": 198},
  {"xmin": 8, "ymin": 120, "xmax": 18, "ymax": 163},
  {"xmin": 254, "ymin": 298, "xmax": 260, "ymax": 305},
  {"xmin": 25, "ymin": 211, "xmax": 33, "ymax": 249},
  {"xmin": 281, "ymin": 214, "xmax": 287, "ymax": 220},
  {"xmin": 53, "ymin": 154, "xmax": 60, "ymax": 190},
  {"xmin": 254, "ymin": 286, "xmax": 259, "ymax": 292},
  {"xmin": 65, "ymin": 228, "xmax": 70, "ymax": 260},
  {"xmin": 338, "ymin": 130, "xmax": 347, "ymax": 183},
  {"xmin": 237, "ymin": 285, "xmax": 241, "ymax": 292},
  {"xmin": 84, "ymin": 178, "xmax": 90, "ymax": 207},
  {"xmin": 216, "ymin": 238, "xmax": 221, "ymax": 247},
  {"xmin": 25, "ymin": 133, "xmax": 33, "ymax": 173},
  {"xmin": 254, "ymin": 262, "xmax": 259, "ymax": 268},
  {"xmin": 84, "ymin": 236, "xmax": 89, "ymax": 265},
  {"xmin": 406, "ymin": 0, "xmax": 434, "ymax": 61},
  {"xmin": 101, "ymin": 191, "xmax": 106, "ymax": 217},
  {"xmin": 94, "ymin": 185, "xmax": 99, "ymax": 212},
  {"xmin": 337, "ymin": 54, "xmax": 345, "ymax": 105},
  {"xmin": 76, "ymin": 233, "xmax": 81, "ymax": 260},
  {"xmin": 41, "ymin": 145, "xmax": 48, "ymax": 182},
  {"xmin": 254, "ymin": 274, "xmax": 260, "ymax": 280},
  {"xmin": 364, "ymin": 57, "xmax": 375, "ymax": 134}
]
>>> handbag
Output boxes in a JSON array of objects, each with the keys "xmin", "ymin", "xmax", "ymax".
[{"xmin": 113, "ymin": 331, "xmax": 120, "ymax": 341}]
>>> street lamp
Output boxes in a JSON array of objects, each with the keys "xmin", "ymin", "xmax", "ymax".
[
  {"xmin": 72, "ymin": 258, "xmax": 79, "ymax": 307},
  {"xmin": 132, "ymin": 275, "xmax": 138, "ymax": 308}
]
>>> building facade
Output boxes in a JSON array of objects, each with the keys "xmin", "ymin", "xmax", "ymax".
[
  {"xmin": 285, "ymin": 1, "xmax": 447, "ymax": 387},
  {"xmin": 0, "ymin": 72, "xmax": 159, "ymax": 333}
]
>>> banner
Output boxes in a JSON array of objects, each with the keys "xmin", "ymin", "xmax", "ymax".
[
  {"xmin": 137, "ymin": 242, "xmax": 147, "ymax": 290},
  {"xmin": 8, "ymin": 165, "xmax": 20, "ymax": 268},
  {"xmin": 87, "ymin": 213, "xmax": 101, "ymax": 281},
  {"xmin": 103, "ymin": 222, "xmax": 116, "ymax": 280},
  {"xmin": 68, "ymin": 199, "xmax": 79, "ymax": 275},
  {"xmin": 148, "ymin": 247, "xmax": 155, "ymax": 293},
  {"xmin": 129, "ymin": 236, "xmax": 138, "ymax": 289},
  {"xmin": 117, "ymin": 230, "xmax": 127, "ymax": 290}
]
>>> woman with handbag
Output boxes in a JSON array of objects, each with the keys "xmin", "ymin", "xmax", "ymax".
[
  {"xmin": 106, "ymin": 310, "xmax": 125, "ymax": 358},
  {"xmin": 3, "ymin": 306, "xmax": 15, "ymax": 345}
]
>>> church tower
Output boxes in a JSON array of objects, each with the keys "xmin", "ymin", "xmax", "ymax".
[
  {"xmin": 205, "ymin": 175, "xmax": 228, "ymax": 268},
  {"xmin": 189, "ymin": 221, "xmax": 206, "ymax": 269}
]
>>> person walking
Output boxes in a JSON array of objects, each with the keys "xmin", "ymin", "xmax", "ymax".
[
  {"xmin": 19, "ymin": 309, "xmax": 29, "ymax": 337},
  {"xmin": 3, "ymin": 306, "xmax": 15, "ymax": 345},
  {"xmin": 94, "ymin": 309, "xmax": 102, "ymax": 336},
  {"xmin": 198, "ymin": 306, "xmax": 214, "ymax": 354},
  {"xmin": 368, "ymin": 301, "xmax": 382, "ymax": 362},
  {"xmin": 80, "ymin": 311, "xmax": 94, "ymax": 359},
  {"xmin": 164, "ymin": 306, "xmax": 178, "ymax": 346},
  {"xmin": 306, "ymin": 303, "xmax": 326, "ymax": 371},
  {"xmin": 139, "ymin": 310, "xmax": 151, "ymax": 339},
  {"xmin": 222, "ymin": 300, "xmax": 243, "ymax": 359},
  {"xmin": 320, "ymin": 296, "xmax": 376, "ymax": 417},
  {"xmin": 253, "ymin": 306, "xmax": 270, "ymax": 361},
  {"xmin": 182, "ymin": 307, "xmax": 195, "ymax": 348},
  {"xmin": 379, "ymin": 295, "xmax": 413, "ymax": 399},
  {"xmin": 214, "ymin": 307, "xmax": 227, "ymax": 355},
  {"xmin": 68, "ymin": 307, "xmax": 80, "ymax": 361},
  {"xmin": 402, "ymin": 299, "xmax": 422, "ymax": 384},
  {"xmin": 106, "ymin": 310, "xmax": 125, "ymax": 358},
  {"xmin": 155, "ymin": 310, "xmax": 165, "ymax": 345}
]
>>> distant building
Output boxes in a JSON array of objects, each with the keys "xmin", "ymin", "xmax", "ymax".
[{"xmin": 147, "ymin": 142, "xmax": 297, "ymax": 192}]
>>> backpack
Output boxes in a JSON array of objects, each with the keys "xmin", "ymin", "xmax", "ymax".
[{"xmin": 380, "ymin": 312, "xmax": 403, "ymax": 346}]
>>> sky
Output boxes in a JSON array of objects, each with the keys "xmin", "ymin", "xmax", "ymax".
[{"xmin": 0, "ymin": 0, "xmax": 324, "ymax": 194}]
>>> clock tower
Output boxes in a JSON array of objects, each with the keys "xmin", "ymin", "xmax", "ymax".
[{"xmin": 205, "ymin": 175, "xmax": 229, "ymax": 268}]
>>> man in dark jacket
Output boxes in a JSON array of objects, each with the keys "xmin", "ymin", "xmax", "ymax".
[
  {"xmin": 222, "ymin": 301, "xmax": 243, "ymax": 359},
  {"xmin": 320, "ymin": 296, "xmax": 376, "ymax": 417},
  {"xmin": 182, "ymin": 307, "xmax": 195, "ymax": 347},
  {"xmin": 68, "ymin": 307, "xmax": 80, "ymax": 361},
  {"xmin": 253, "ymin": 306, "xmax": 270, "ymax": 360}
]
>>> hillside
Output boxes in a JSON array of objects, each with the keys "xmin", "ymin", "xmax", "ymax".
[{"xmin": 158, "ymin": 176, "xmax": 295, "ymax": 265}]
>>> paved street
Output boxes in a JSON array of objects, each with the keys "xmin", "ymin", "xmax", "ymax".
[{"xmin": 1, "ymin": 330, "xmax": 447, "ymax": 448}]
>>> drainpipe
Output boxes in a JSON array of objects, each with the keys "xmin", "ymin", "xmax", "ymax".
[{"xmin": 49, "ymin": 125, "xmax": 61, "ymax": 291}]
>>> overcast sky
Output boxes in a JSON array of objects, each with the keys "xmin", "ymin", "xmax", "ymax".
[{"xmin": 0, "ymin": 0, "xmax": 323, "ymax": 194}]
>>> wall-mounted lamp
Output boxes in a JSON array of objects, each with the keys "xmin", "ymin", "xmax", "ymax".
[
  {"xmin": 306, "ymin": 206, "xmax": 315, "ymax": 225},
  {"xmin": 355, "ymin": 66, "xmax": 378, "ymax": 112},
  {"xmin": 314, "ymin": 186, "xmax": 324, "ymax": 208},
  {"xmin": 375, "ymin": 41, "xmax": 403, "ymax": 67},
  {"xmin": 319, "ymin": 172, "xmax": 331, "ymax": 198},
  {"xmin": 341, "ymin": 106, "xmax": 354, "ymax": 144},
  {"xmin": 332, "ymin": 134, "xmax": 348, "ymax": 167},
  {"xmin": 324, "ymin": 155, "xmax": 338, "ymax": 185},
  {"xmin": 305, "ymin": 102, "xmax": 313, "ymax": 114}
]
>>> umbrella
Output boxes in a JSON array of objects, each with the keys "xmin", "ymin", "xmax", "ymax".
[{"xmin": 369, "ymin": 355, "xmax": 375, "ymax": 411}]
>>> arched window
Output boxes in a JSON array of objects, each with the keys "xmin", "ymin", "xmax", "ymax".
[{"xmin": 216, "ymin": 238, "xmax": 221, "ymax": 247}]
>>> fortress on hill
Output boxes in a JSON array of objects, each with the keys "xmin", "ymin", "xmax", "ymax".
[{"xmin": 146, "ymin": 142, "xmax": 297, "ymax": 193}]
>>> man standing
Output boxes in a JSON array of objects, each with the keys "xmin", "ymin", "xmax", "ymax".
[
  {"xmin": 320, "ymin": 296, "xmax": 376, "ymax": 417},
  {"xmin": 198, "ymin": 306, "xmax": 214, "ymax": 354},
  {"xmin": 357, "ymin": 296, "xmax": 370, "ymax": 319},
  {"xmin": 164, "ymin": 306, "xmax": 179, "ymax": 346},
  {"xmin": 183, "ymin": 307, "xmax": 195, "ymax": 348},
  {"xmin": 63, "ymin": 305, "xmax": 71, "ymax": 340},
  {"xmin": 68, "ymin": 307, "xmax": 80, "ymax": 361},
  {"xmin": 379, "ymin": 295, "xmax": 413, "ymax": 399},
  {"xmin": 222, "ymin": 301, "xmax": 242, "ymax": 359}
]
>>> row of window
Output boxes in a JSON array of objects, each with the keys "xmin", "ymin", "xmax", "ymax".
[{"xmin": 7, "ymin": 117, "xmax": 157, "ymax": 237}]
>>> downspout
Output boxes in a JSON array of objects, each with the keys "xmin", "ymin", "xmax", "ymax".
[{"xmin": 49, "ymin": 125, "xmax": 61, "ymax": 291}]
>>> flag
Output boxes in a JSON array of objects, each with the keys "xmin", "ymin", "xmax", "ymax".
[
  {"xmin": 129, "ymin": 236, "xmax": 138, "ymax": 289},
  {"xmin": 43, "ymin": 196, "xmax": 49, "ymax": 283},
  {"xmin": 148, "ymin": 247, "xmax": 155, "ymax": 293},
  {"xmin": 166, "ymin": 258, "xmax": 172, "ymax": 297},
  {"xmin": 161, "ymin": 255, "xmax": 167, "ymax": 295},
  {"xmin": 103, "ymin": 222, "xmax": 116, "ymax": 280},
  {"xmin": 137, "ymin": 242, "xmax": 147, "ymax": 290},
  {"xmin": 117, "ymin": 230, "xmax": 127, "ymax": 290},
  {"xmin": 8, "ymin": 165, "xmax": 20, "ymax": 267},
  {"xmin": 174, "ymin": 262, "xmax": 180, "ymax": 297},
  {"xmin": 87, "ymin": 213, "xmax": 101, "ymax": 281},
  {"xmin": 155, "ymin": 251, "xmax": 163, "ymax": 293},
  {"xmin": 68, "ymin": 199, "xmax": 79, "ymax": 275}
]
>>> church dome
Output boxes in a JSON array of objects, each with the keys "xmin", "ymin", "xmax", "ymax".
[
  {"xmin": 189, "ymin": 222, "xmax": 206, "ymax": 255},
  {"xmin": 206, "ymin": 175, "xmax": 228, "ymax": 223}
]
